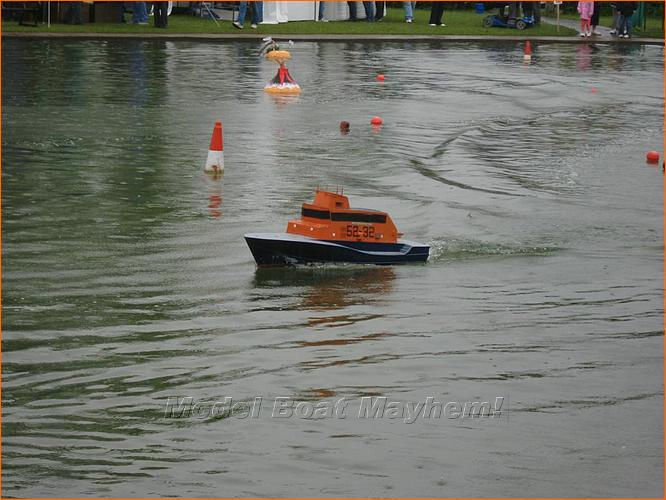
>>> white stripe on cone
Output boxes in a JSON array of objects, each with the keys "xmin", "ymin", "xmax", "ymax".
[{"xmin": 205, "ymin": 149, "xmax": 224, "ymax": 173}]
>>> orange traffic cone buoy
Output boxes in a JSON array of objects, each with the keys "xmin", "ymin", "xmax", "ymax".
[
  {"xmin": 523, "ymin": 40, "xmax": 532, "ymax": 63},
  {"xmin": 205, "ymin": 121, "xmax": 224, "ymax": 174}
]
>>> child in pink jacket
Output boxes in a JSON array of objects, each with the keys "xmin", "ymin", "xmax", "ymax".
[{"xmin": 577, "ymin": 1, "xmax": 594, "ymax": 37}]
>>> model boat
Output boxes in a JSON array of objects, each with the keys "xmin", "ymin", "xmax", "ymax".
[{"xmin": 245, "ymin": 189, "xmax": 429, "ymax": 266}]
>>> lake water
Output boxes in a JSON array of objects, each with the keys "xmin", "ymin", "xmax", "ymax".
[{"xmin": 2, "ymin": 38, "xmax": 663, "ymax": 497}]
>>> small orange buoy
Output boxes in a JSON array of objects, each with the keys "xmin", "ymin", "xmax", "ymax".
[
  {"xmin": 646, "ymin": 151, "xmax": 660, "ymax": 163},
  {"xmin": 340, "ymin": 121, "xmax": 350, "ymax": 134},
  {"xmin": 591, "ymin": 87, "xmax": 598, "ymax": 93},
  {"xmin": 376, "ymin": 74, "xmax": 385, "ymax": 82},
  {"xmin": 370, "ymin": 116, "xmax": 383, "ymax": 126}
]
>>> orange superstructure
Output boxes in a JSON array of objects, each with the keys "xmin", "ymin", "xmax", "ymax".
[{"xmin": 286, "ymin": 189, "xmax": 402, "ymax": 244}]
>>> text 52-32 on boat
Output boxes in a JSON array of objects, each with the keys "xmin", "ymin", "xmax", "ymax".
[{"xmin": 245, "ymin": 189, "xmax": 430, "ymax": 266}]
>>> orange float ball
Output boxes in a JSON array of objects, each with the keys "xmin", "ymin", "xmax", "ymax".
[
  {"xmin": 370, "ymin": 116, "xmax": 383, "ymax": 126},
  {"xmin": 376, "ymin": 74, "xmax": 385, "ymax": 82},
  {"xmin": 646, "ymin": 151, "xmax": 660, "ymax": 163}
]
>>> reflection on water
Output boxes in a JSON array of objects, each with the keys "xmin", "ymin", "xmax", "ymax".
[
  {"xmin": 205, "ymin": 174, "xmax": 223, "ymax": 218},
  {"xmin": 253, "ymin": 265, "xmax": 395, "ymax": 312},
  {"xmin": 2, "ymin": 39, "xmax": 663, "ymax": 498},
  {"xmin": 294, "ymin": 331, "xmax": 396, "ymax": 347},
  {"xmin": 576, "ymin": 43, "xmax": 593, "ymax": 71},
  {"xmin": 266, "ymin": 93, "xmax": 301, "ymax": 108}
]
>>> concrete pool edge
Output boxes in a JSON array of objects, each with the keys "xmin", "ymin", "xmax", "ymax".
[{"xmin": 3, "ymin": 32, "xmax": 664, "ymax": 45}]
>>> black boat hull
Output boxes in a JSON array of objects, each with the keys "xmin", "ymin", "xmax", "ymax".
[{"xmin": 244, "ymin": 233, "xmax": 429, "ymax": 266}]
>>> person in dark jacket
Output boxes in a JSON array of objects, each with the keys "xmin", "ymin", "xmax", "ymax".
[
  {"xmin": 153, "ymin": 1, "xmax": 168, "ymax": 28},
  {"xmin": 590, "ymin": 1, "xmax": 601, "ymax": 35},
  {"xmin": 374, "ymin": 1, "xmax": 385, "ymax": 21},
  {"xmin": 617, "ymin": 1, "xmax": 637, "ymax": 38},
  {"xmin": 429, "ymin": 1, "xmax": 445, "ymax": 26},
  {"xmin": 347, "ymin": 1, "xmax": 357, "ymax": 20}
]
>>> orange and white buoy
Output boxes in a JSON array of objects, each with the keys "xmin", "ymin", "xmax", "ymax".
[
  {"xmin": 205, "ymin": 121, "xmax": 224, "ymax": 174},
  {"xmin": 523, "ymin": 40, "xmax": 532, "ymax": 63}
]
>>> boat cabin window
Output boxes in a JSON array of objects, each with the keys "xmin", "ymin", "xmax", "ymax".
[
  {"xmin": 330, "ymin": 212, "xmax": 387, "ymax": 224},
  {"xmin": 302, "ymin": 207, "xmax": 331, "ymax": 220}
]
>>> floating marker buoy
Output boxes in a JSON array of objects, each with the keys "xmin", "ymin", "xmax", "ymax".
[
  {"xmin": 205, "ymin": 121, "xmax": 224, "ymax": 174},
  {"xmin": 523, "ymin": 40, "xmax": 532, "ymax": 63},
  {"xmin": 340, "ymin": 121, "xmax": 350, "ymax": 133},
  {"xmin": 376, "ymin": 74, "xmax": 385, "ymax": 82},
  {"xmin": 263, "ymin": 45, "xmax": 301, "ymax": 95},
  {"xmin": 370, "ymin": 116, "xmax": 383, "ymax": 126},
  {"xmin": 646, "ymin": 151, "xmax": 660, "ymax": 163},
  {"xmin": 591, "ymin": 87, "xmax": 598, "ymax": 93}
]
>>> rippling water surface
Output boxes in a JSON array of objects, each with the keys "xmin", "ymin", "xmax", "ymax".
[{"xmin": 2, "ymin": 39, "xmax": 664, "ymax": 497}]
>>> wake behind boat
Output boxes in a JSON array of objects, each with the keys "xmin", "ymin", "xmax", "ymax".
[{"xmin": 244, "ymin": 189, "xmax": 429, "ymax": 266}]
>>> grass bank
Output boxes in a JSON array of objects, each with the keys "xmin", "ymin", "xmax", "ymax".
[{"xmin": 3, "ymin": 7, "xmax": 578, "ymax": 36}]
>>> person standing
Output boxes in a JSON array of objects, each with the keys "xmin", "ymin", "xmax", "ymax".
[
  {"xmin": 153, "ymin": 1, "xmax": 168, "ymax": 28},
  {"xmin": 609, "ymin": 2, "xmax": 620, "ymax": 35},
  {"xmin": 362, "ymin": 1, "xmax": 375, "ymax": 21},
  {"xmin": 577, "ymin": 0, "xmax": 594, "ymax": 37},
  {"xmin": 318, "ymin": 1, "xmax": 328, "ymax": 21},
  {"xmin": 132, "ymin": 1, "xmax": 148, "ymax": 24},
  {"xmin": 522, "ymin": 1, "xmax": 540, "ymax": 24},
  {"xmin": 429, "ymin": 1, "xmax": 444, "ymax": 26},
  {"xmin": 347, "ymin": 1, "xmax": 357, "ymax": 20},
  {"xmin": 119, "ymin": 1, "xmax": 127, "ymax": 23},
  {"xmin": 533, "ymin": 1, "xmax": 541, "ymax": 25},
  {"xmin": 590, "ymin": 1, "xmax": 601, "ymax": 35},
  {"xmin": 617, "ymin": 1, "xmax": 636, "ymax": 38},
  {"xmin": 403, "ymin": 1, "xmax": 416, "ymax": 23},
  {"xmin": 374, "ymin": 1, "xmax": 385, "ymax": 21},
  {"xmin": 233, "ymin": 1, "xmax": 263, "ymax": 29}
]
